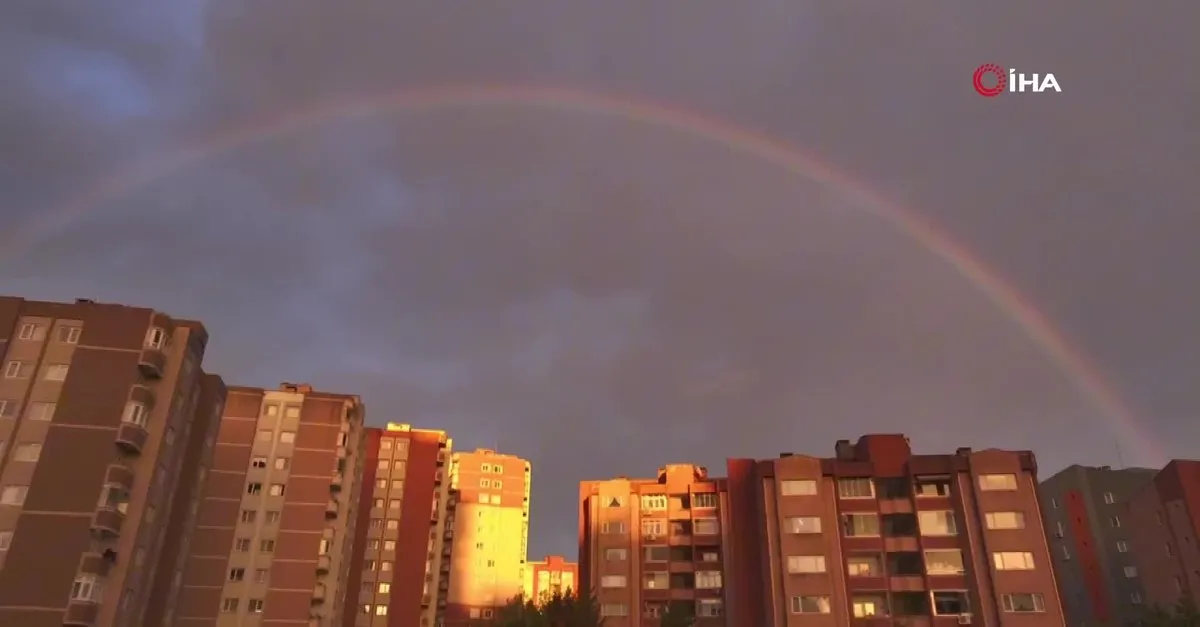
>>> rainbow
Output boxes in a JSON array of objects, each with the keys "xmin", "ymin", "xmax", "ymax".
[{"xmin": 0, "ymin": 84, "xmax": 1165, "ymax": 464}]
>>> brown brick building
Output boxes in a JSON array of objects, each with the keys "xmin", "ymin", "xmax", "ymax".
[
  {"xmin": 523, "ymin": 555, "xmax": 579, "ymax": 605},
  {"xmin": 347, "ymin": 422, "xmax": 455, "ymax": 627},
  {"xmin": 580, "ymin": 435, "xmax": 1067, "ymax": 626},
  {"xmin": 1124, "ymin": 460, "xmax": 1200, "ymax": 609},
  {"xmin": 173, "ymin": 382, "xmax": 366, "ymax": 626},
  {"xmin": 0, "ymin": 296, "xmax": 225, "ymax": 627}
]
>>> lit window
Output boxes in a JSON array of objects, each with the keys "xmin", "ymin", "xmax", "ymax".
[
  {"xmin": 274, "ymin": 458, "xmax": 289, "ymax": 470},
  {"xmin": 780, "ymin": 479, "xmax": 818, "ymax": 496},
  {"xmin": 846, "ymin": 555, "xmax": 881, "ymax": 576},
  {"xmin": 284, "ymin": 406, "xmax": 300, "ymax": 419},
  {"xmin": 482, "ymin": 463, "xmax": 491, "ymax": 472},
  {"xmin": 1001, "ymin": 593, "xmax": 1045, "ymax": 613},
  {"xmin": 26, "ymin": 402, "xmax": 56, "ymax": 421},
  {"xmin": 992, "ymin": 552, "xmax": 1036, "ymax": 570},
  {"xmin": 640, "ymin": 495, "xmax": 668, "ymax": 511},
  {"xmin": 837, "ymin": 478, "xmax": 874, "ymax": 499},
  {"xmin": 984, "ymin": 511, "xmax": 1026, "ymax": 530},
  {"xmin": 978, "ymin": 474, "xmax": 1018, "ymax": 491},
  {"xmin": 0, "ymin": 486, "xmax": 29, "ymax": 506},
  {"xmin": 917, "ymin": 510, "xmax": 957, "ymax": 536},
  {"xmin": 43, "ymin": 364, "xmax": 70, "ymax": 381},
  {"xmin": 268, "ymin": 484, "xmax": 286, "ymax": 496},
  {"xmin": 386, "ymin": 519, "xmax": 399, "ymax": 530},
  {"xmin": 480, "ymin": 479, "xmax": 491, "ymax": 488},
  {"xmin": 852, "ymin": 595, "xmax": 886, "ymax": 617},
  {"xmin": 786, "ymin": 555, "xmax": 826, "ymax": 573},
  {"xmin": 378, "ymin": 583, "xmax": 391, "ymax": 594},
  {"xmin": 279, "ymin": 432, "xmax": 295, "ymax": 443},
  {"xmin": 784, "ymin": 516, "xmax": 822, "ymax": 534},
  {"xmin": 693, "ymin": 492, "xmax": 719, "ymax": 508},
  {"xmin": 600, "ymin": 575, "xmax": 627, "ymax": 588},
  {"xmin": 695, "ymin": 571, "xmax": 722, "ymax": 589},
  {"xmin": 493, "ymin": 465, "xmax": 503, "ymax": 473},
  {"xmin": 264, "ymin": 404, "xmax": 279, "ymax": 417},
  {"xmin": 924, "ymin": 550, "xmax": 965, "ymax": 575},
  {"xmin": 493, "ymin": 480, "xmax": 503, "ymax": 489},
  {"xmin": 256, "ymin": 430, "xmax": 273, "ymax": 442}
]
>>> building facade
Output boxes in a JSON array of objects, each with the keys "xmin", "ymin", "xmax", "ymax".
[
  {"xmin": 579, "ymin": 463, "xmax": 729, "ymax": 625},
  {"xmin": 444, "ymin": 448, "xmax": 532, "ymax": 624},
  {"xmin": 1038, "ymin": 464, "xmax": 1157, "ymax": 625},
  {"xmin": 173, "ymin": 382, "xmax": 366, "ymax": 626},
  {"xmin": 1124, "ymin": 460, "xmax": 1200, "ymax": 610},
  {"xmin": 347, "ymin": 422, "xmax": 454, "ymax": 627},
  {"xmin": 523, "ymin": 555, "xmax": 579, "ymax": 604},
  {"xmin": 0, "ymin": 296, "xmax": 223, "ymax": 627}
]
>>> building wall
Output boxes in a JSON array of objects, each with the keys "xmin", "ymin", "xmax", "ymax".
[
  {"xmin": 1125, "ymin": 460, "xmax": 1200, "ymax": 609},
  {"xmin": 1038, "ymin": 464, "xmax": 1156, "ymax": 625},
  {"xmin": 579, "ymin": 464, "xmax": 729, "ymax": 626},
  {"xmin": 523, "ymin": 555, "xmax": 579, "ymax": 604},
  {"xmin": 173, "ymin": 382, "xmax": 365, "ymax": 626},
  {"xmin": 348, "ymin": 422, "xmax": 453, "ymax": 627},
  {"xmin": 444, "ymin": 449, "xmax": 532, "ymax": 625},
  {"xmin": 0, "ymin": 297, "xmax": 213, "ymax": 627}
]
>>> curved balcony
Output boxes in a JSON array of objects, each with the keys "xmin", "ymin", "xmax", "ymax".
[
  {"xmin": 128, "ymin": 384, "xmax": 156, "ymax": 409},
  {"xmin": 311, "ymin": 584, "xmax": 326, "ymax": 604},
  {"xmin": 115, "ymin": 423, "xmax": 148, "ymax": 455},
  {"xmin": 137, "ymin": 348, "xmax": 166, "ymax": 379},
  {"xmin": 324, "ymin": 500, "xmax": 338, "ymax": 519},
  {"xmin": 329, "ymin": 473, "xmax": 342, "ymax": 492},
  {"xmin": 78, "ymin": 552, "xmax": 114, "ymax": 577},
  {"xmin": 104, "ymin": 465, "xmax": 135, "ymax": 491},
  {"xmin": 316, "ymin": 554, "xmax": 331, "ymax": 573},
  {"xmin": 63, "ymin": 602, "xmax": 99, "ymax": 626},
  {"xmin": 91, "ymin": 507, "xmax": 125, "ymax": 537}
]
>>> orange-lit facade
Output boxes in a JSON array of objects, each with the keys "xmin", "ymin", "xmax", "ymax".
[
  {"xmin": 347, "ymin": 422, "xmax": 455, "ymax": 627},
  {"xmin": 174, "ymin": 382, "xmax": 366, "ymax": 626},
  {"xmin": 579, "ymin": 463, "xmax": 730, "ymax": 624},
  {"xmin": 0, "ymin": 296, "xmax": 225, "ymax": 627},
  {"xmin": 581, "ymin": 435, "xmax": 1068, "ymax": 626},
  {"xmin": 524, "ymin": 555, "xmax": 579, "ymax": 604},
  {"xmin": 1124, "ymin": 460, "xmax": 1200, "ymax": 608},
  {"xmin": 444, "ymin": 448, "xmax": 532, "ymax": 624}
]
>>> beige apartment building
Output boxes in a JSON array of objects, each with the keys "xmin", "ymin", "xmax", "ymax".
[
  {"xmin": 173, "ymin": 382, "xmax": 367, "ymax": 626},
  {"xmin": 0, "ymin": 296, "xmax": 225, "ymax": 627},
  {"xmin": 444, "ymin": 448, "xmax": 532, "ymax": 625}
]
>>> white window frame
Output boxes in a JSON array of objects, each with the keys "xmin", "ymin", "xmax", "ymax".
[{"xmin": 145, "ymin": 327, "xmax": 168, "ymax": 350}]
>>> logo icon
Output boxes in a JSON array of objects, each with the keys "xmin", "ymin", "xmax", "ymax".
[{"xmin": 973, "ymin": 63, "xmax": 1007, "ymax": 97}]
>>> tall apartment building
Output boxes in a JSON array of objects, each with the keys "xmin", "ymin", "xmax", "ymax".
[
  {"xmin": 523, "ymin": 555, "xmax": 579, "ymax": 604},
  {"xmin": 579, "ymin": 463, "xmax": 729, "ymax": 624},
  {"xmin": 0, "ymin": 296, "xmax": 224, "ymax": 627},
  {"xmin": 347, "ymin": 422, "xmax": 454, "ymax": 627},
  {"xmin": 1124, "ymin": 460, "xmax": 1200, "ymax": 609},
  {"xmin": 581, "ymin": 435, "xmax": 1068, "ymax": 626},
  {"xmin": 173, "ymin": 382, "xmax": 366, "ymax": 626},
  {"xmin": 1038, "ymin": 464, "xmax": 1157, "ymax": 625},
  {"xmin": 444, "ymin": 448, "xmax": 532, "ymax": 625}
]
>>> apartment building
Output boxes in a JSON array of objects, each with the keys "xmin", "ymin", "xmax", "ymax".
[
  {"xmin": 1038, "ymin": 464, "xmax": 1157, "ymax": 625},
  {"xmin": 444, "ymin": 448, "xmax": 532, "ymax": 625},
  {"xmin": 523, "ymin": 555, "xmax": 579, "ymax": 604},
  {"xmin": 0, "ymin": 296, "xmax": 223, "ymax": 627},
  {"xmin": 579, "ymin": 463, "xmax": 729, "ymax": 625},
  {"xmin": 173, "ymin": 382, "xmax": 366, "ymax": 626},
  {"xmin": 347, "ymin": 422, "xmax": 454, "ymax": 627},
  {"xmin": 1124, "ymin": 460, "xmax": 1200, "ymax": 609},
  {"xmin": 726, "ymin": 435, "xmax": 1067, "ymax": 626}
]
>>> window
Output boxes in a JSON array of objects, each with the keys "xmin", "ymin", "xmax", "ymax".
[
  {"xmin": 43, "ymin": 364, "xmax": 70, "ymax": 381},
  {"xmin": 379, "ymin": 561, "xmax": 392, "ymax": 571},
  {"xmin": 978, "ymin": 473, "xmax": 1018, "ymax": 491},
  {"xmin": 638, "ymin": 494, "xmax": 667, "ymax": 511},
  {"xmin": 3, "ymin": 361, "xmax": 32, "ymax": 379},
  {"xmin": 787, "ymin": 555, "xmax": 826, "ymax": 573},
  {"xmin": 71, "ymin": 575, "xmax": 103, "ymax": 602},
  {"xmin": 383, "ymin": 540, "xmax": 396, "ymax": 551},
  {"xmin": 256, "ymin": 430, "xmax": 273, "ymax": 442},
  {"xmin": 985, "ymin": 511, "xmax": 1026, "ymax": 530},
  {"xmin": 925, "ymin": 550, "xmax": 965, "ymax": 575},
  {"xmin": 240, "ymin": 510, "xmax": 256, "ymax": 523},
  {"xmin": 1131, "ymin": 592, "xmax": 1144, "ymax": 604},
  {"xmin": 601, "ymin": 521, "xmax": 626, "ymax": 534},
  {"xmin": 992, "ymin": 552, "xmax": 1036, "ymax": 570},
  {"xmin": 255, "ymin": 569, "xmax": 268, "ymax": 583},
  {"xmin": 378, "ymin": 460, "xmax": 391, "ymax": 471},
  {"xmin": 1001, "ymin": 593, "xmax": 1045, "ymax": 613},
  {"xmin": 17, "ymin": 323, "xmax": 44, "ymax": 341},
  {"xmin": 694, "ymin": 518, "xmax": 720, "ymax": 535},
  {"xmin": 693, "ymin": 492, "xmax": 719, "ymax": 508},
  {"xmin": 1, "ymin": 486, "xmax": 28, "ymax": 506},
  {"xmin": 1116, "ymin": 540, "xmax": 1129, "ymax": 553},
  {"xmin": 932, "ymin": 591, "xmax": 971, "ymax": 616},
  {"xmin": 842, "ymin": 513, "xmax": 880, "ymax": 537},
  {"xmin": 229, "ymin": 568, "xmax": 245, "ymax": 582},
  {"xmin": 480, "ymin": 479, "xmax": 491, "ymax": 488},
  {"xmin": 251, "ymin": 457, "xmax": 268, "ymax": 469},
  {"xmin": 492, "ymin": 464, "xmax": 504, "ymax": 473},
  {"xmin": 145, "ymin": 327, "xmax": 168, "ymax": 349},
  {"xmin": 57, "ymin": 326, "xmax": 82, "ymax": 344},
  {"xmin": 493, "ymin": 480, "xmax": 503, "ymax": 489},
  {"xmin": 600, "ymin": 604, "xmax": 627, "ymax": 617},
  {"xmin": 269, "ymin": 484, "xmax": 285, "ymax": 496},
  {"xmin": 1110, "ymin": 515, "xmax": 1122, "ymax": 528},
  {"xmin": 378, "ymin": 582, "xmax": 391, "ymax": 594},
  {"xmin": 247, "ymin": 483, "xmax": 262, "ymax": 495},
  {"xmin": 605, "ymin": 548, "xmax": 627, "ymax": 560},
  {"xmin": 284, "ymin": 406, "xmax": 300, "ymax": 419},
  {"xmin": 1050, "ymin": 497, "xmax": 1059, "ymax": 509},
  {"xmin": 791, "ymin": 596, "xmax": 831, "ymax": 614},
  {"xmin": 917, "ymin": 510, "xmax": 957, "ymax": 536},
  {"xmin": 0, "ymin": 531, "xmax": 12, "ymax": 551},
  {"xmin": 852, "ymin": 594, "xmax": 886, "ymax": 618},
  {"xmin": 837, "ymin": 478, "xmax": 874, "ymax": 499},
  {"xmin": 695, "ymin": 571, "xmax": 722, "ymax": 589},
  {"xmin": 279, "ymin": 431, "xmax": 295, "ymax": 443},
  {"xmin": 265, "ymin": 511, "xmax": 280, "ymax": 523},
  {"xmin": 0, "ymin": 400, "xmax": 16, "ymax": 418},
  {"xmin": 260, "ymin": 539, "xmax": 275, "ymax": 552},
  {"xmin": 605, "ymin": 495, "xmax": 625, "ymax": 508},
  {"xmin": 390, "ymin": 479, "xmax": 403, "ymax": 490},
  {"xmin": 1104, "ymin": 491, "xmax": 1115, "ymax": 504},
  {"xmin": 600, "ymin": 575, "xmax": 627, "ymax": 588},
  {"xmin": 1167, "ymin": 542, "xmax": 1175, "ymax": 557},
  {"xmin": 914, "ymin": 475, "xmax": 952, "ymax": 497},
  {"xmin": 643, "ymin": 572, "xmax": 669, "ymax": 589},
  {"xmin": 273, "ymin": 457, "xmax": 289, "ymax": 470},
  {"xmin": 1061, "ymin": 545, "xmax": 1071, "ymax": 560},
  {"xmin": 696, "ymin": 599, "xmax": 723, "ymax": 618},
  {"xmin": 13, "ymin": 443, "xmax": 41, "ymax": 463},
  {"xmin": 642, "ymin": 519, "xmax": 666, "ymax": 538},
  {"xmin": 1124, "ymin": 566, "xmax": 1138, "ymax": 578},
  {"xmin": 643, "ymin": 546, "xmax": 669, "ymax": 562},
  {"xmin": 847, "ymin": 555, "xmax": 881, "ymax": 576},
  {"xmin": 26, "ymin": 402, "xmax": 55, "ymax": 421},
  {"xmin": 386, "ymin": 519, "xmax": 399, "ymax": 530},
  {"xmin": 784, "ymin": 516, "xmax": 822, "ymax": 534},
  {"xmin": 221, "ymin": 598, "xmax": 239, "ymax": 612},
  {"xmin": 780, "ymin": 479, "xmax": 818, "ymax": 496},
  {"xmin": 248, "ymin": 599, "xmax": 264, "ymax": 613}
]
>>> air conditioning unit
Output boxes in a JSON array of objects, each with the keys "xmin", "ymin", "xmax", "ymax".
[{"xmin": 957, "ymin": 614, "xmax": 973, "ymax": 625}]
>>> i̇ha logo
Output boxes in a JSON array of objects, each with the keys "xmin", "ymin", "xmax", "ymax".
[{"xmin": 973, "ymin": 63, "xmax": 1062, "ymax": 97}]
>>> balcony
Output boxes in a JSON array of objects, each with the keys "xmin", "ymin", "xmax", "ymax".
[
  {"xmin": 114, "ymin": 423, "xmax": 148, "ymax": 455},
  {"xmin": 137, "ymin": 347, "xmax": 166, "ymax": 379},
  {"xmin": 324, "ymin": 500, "xmax": 338, "ymax": 518},
  {"xmin": 78, "ymin": 552, "xmax": 115, "ymax": 577},
  {"xmin": 312, "ymin": 584, "xmax": 326, "ymax": 603},
  {"xmin": 317, "ymin": 554, "xmax": 331, "ymax": 573},
  {"xmin": 105, "ymin": 465, "xmax": 135, "ymax": 490},
  {"xmin": 335, "ymin": 446, "xmax": 347, "ymax": 459},
  {"xmin": 63, "ymin": 602, "xmax": 99, "ymax": 626},
  {"xmin": 91, "ymin": 506, "xmax": 125, "ymax": 537},
  {"xmin": 330, "ymin": 473, "xmax": 343, "ymax": 492}
]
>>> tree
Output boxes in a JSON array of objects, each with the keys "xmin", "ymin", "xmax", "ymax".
[
  {"xmin": 487, "ymin": 589, "xmax": 605, "ymax": 627},
  {"xmin": 1142, "ymin": 595, "xmax": 1200, "ymax": 627}
]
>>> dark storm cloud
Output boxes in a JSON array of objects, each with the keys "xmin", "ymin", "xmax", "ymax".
[{"xmin": 2, "ymin": 0, "xmax": 1197, "ymax": 558}]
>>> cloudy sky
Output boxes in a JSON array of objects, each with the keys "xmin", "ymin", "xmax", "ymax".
[{"xmin": 1, "ymin": 1, "xmax": 1196, "ymax": 558}]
